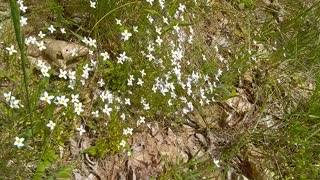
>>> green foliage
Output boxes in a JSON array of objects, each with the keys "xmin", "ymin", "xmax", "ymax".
[
  {"xmin": 85, "ymin": 119, "xmax": 124, "ymax": 157},
  {"xmin": 33, "ymin": 150, "xmax": 58, "ymax": 180},
  {"xmin": 51, "ymin": 165, "xmax": 74, "ymax": 179},
  {"xmin": 159, "ymin": 152, "xmax": 217, "ymax": 179},
  {"xmin": 228, "ymin": 0, "xmax": 256, "ymax": 9}
]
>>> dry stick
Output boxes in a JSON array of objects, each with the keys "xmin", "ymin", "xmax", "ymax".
[{"xmin": 9, "ymin": 0, "xmax": 34, "ymax": 145}]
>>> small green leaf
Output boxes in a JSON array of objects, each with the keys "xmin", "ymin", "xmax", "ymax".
[
  {"xmin": 43, "ymin": 150, "xmax": 58, "ymax": 163},
  {"xmin": 55, "ymin": 165, "xmax": 74, "ymax": 178},
  {"xmin": 144, "ymin": 9, "xmax": 160, "ymax": 16},
  {"xmin": 33, "ymin": 160, "xmax": 51, "ymax": 180},
  {"xmin": 83, "ymin": 146, "xmax": 97, "ymax": 156}
]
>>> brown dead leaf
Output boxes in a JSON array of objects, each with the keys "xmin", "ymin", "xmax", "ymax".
[
  {"xmin": 158, "ymin": 144, "xmax": 188, "ymax": 164},
  {"xmin": 187, "ymin": 110, "xmax": 207, "ymax": 129},
  {"xmin": 225, "ymin": 88, "xmax": 254, "ymax": 113}
]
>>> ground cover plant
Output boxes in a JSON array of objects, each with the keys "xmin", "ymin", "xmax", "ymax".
[{"xmin": 0, "ymin": 0, "xmax": 319, "ymax": 179}]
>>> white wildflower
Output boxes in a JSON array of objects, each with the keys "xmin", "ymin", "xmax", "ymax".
[
  {"xmin": 133, "ymin": 26, "xmax": 138, "ymax": 32},
  {"xmin": 71, "ymin": 94, "xmax": 79, "ymax": 103},
  {"xmin": 59, "ymin": 69, "xmax": 68, "ymax": 79},
  {"xmin": 120, "ymin": 113, "xmax": 126, "ymax": 120},
  {"xmin": 40, "ymin": 91, "xmax": 55, "ymax": 104},
  {"xmin": 48, "ymin": 25, "xmax": 56, "ymax": 33},
  {"xmin": 137, "ymin": 116, "xmax": 145, "ymax": 126},
  {"xmin": 100, "ymin": 52, "xmax": 110, "ymax": 61},
  {"xmin": 121, "ymin": 30, "xmax": 132, "ymax": 41},
  {"xmin": 14, "ymin": 137, "xmax": 24, "ymax": 148},
  {"xmin": 46, "ymin": 120, "xmax": 56, "ymax": 130},
  {"xmin": 20, "ymin": 16, "xmax": 27, "ymax": 26},
  {"xmin": 40, "ymin": 66, "xmax": 50, "ymax": 77},
  {"xmin": 68, "ymin": 70, "xmax": 76, "ymax": 81},
  {"xmin": 38, "ymin": 31, "xmax": 46, "ymax": 38},
  {"xmin": 123, "ymin": 127, "xmax": 133, "ymax": 136},
  {"xmin": 76, "ymin": 125, "xmax": 86, "ymax": 136},
  {"xmin": 71, "ymin": 48, "xmax": 78, "ymax": 57},
  {"xmin": 116, "ymin": 19, "xmax": 122, "ymax": 26},
  {"xmin": 92, "ymin": 110, "xmax": 99, "ymax": 118},
  {"xmin": 137, "ymin": 78, "xmax": 144, "ymax": 86},
  {"xmin": 56, "ymin": 96, "xmax": 69, "ymax": 107},
  {"xmin": 88, "ymin": 37, "xmax": 97, "ymax": 48},
  {"xmin": 146, "ymin": 0, "xmax": 154, "ymax": 5},
  {"xmin": 102, "ymin": 104, "xmax": 112, "ymax": 116},
  {"xmin": 124, "ymin": 98, "xmax": 131, "ymax": 105},
  {"xmin": 10, "ymin": 99, "xmax": 21, "ymax": 109},
  {"xmin": 6, "ymin": 45, "xmax": 17, "ymax": 55},
  {"xmin": 74, "ymin": 102, "xmax": 84, "ymax": 115},
  {"xmin": 19, "ymin": 4, "xmax": 27, "ymax": 13},
  {"xmin": 37, "ymin": 41, "xmax": 46, "ymax": 51},
  {"xmin": 98, "ymin": 79, "xmax": 105, "ymax": 87},
  {"xmin": 90, "ymin": 1, "xmax": 96, "ymax": 8},
  {"xmin": 120, "ymin": 140, "xmax": 126, "ymax": 148},
  {"xmin": 60, "ymin": 28, "xmax": 66, "ymax": 34},
  {"xmin": 156, "ymin": 36, "xmax": 163, "ymax": 46}
]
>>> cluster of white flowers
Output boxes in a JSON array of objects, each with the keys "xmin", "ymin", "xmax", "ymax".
[
  {"xmin": 36, "ymin": 60, "xmax": 51, "ymax": 77},
  {"xmin": 4, "ymin": 91, "xmax": 23, "ymax": 109},
  {"xmin": 140, "ymin": 98, "xmax": 150, "ymax": 110},
  {"xmin": 70, "ymin": 94, "xmax": 84, "ymax": 115},
  {"xmin": 159, "ymin": 0, "xmax": 165, "ymax": 9},
  {"xmin": 121, "ymin": 1, "xmax": 225, "ymax": 124},
  {"xmin": 100, "ymin": 90, "xmax": 113, "ymax": 103},
  {"xmin": 23, "ymin": 25, "xmax": 69, "ymax": 60},
  {"xmin": 136, "ymin": 116, "xmax": 146, "ymax": 126},
  {"xmin": 152, "ymin": 76, "xmax": 175, "ymax": 96},
  {"xmin": 40, "ymin": 91, "xmax": 85, "ymax": 116},
  {"xmin": 127, "ymin": 75, "xmax": 134, "ymax": 86},
  {"xmin": 25, "ymin": 36, "xmax": 36, "ymax": 45},
  {"xmin": 18, "ymin": 0, "xmax": 27, "ymax": 12},
  {"xmin": 174, "ymin": 3, "xmax": 187, "ymax": 21},
  {"xmin": 11, "ymin": 0, "xmax": 230, "ymax": 151},
  {"xmin": 123, "ymin": 127, "xmax": 133, "ymax": 136},
  {"xmin": 57, "ymin": 67, "xmax": 86, "ymax": 90},
  {"xmin": 82, "ymin": 37, "xmax": 97, "ymax": 48},
  {"xmin": 116, "ymin": 51, "xmax": 129, "ymax": 64},
  {"xmin": 81, "ymin": 64, "xmax": 92, "ymax": 85},
  {"xmin": 25, "ymin": 36, "xmax": 46, "ymax": 51},
  {"xmin": 18, "ymin": 0, "xmax": 28, "ymax": 26}
]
